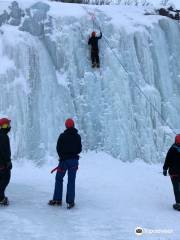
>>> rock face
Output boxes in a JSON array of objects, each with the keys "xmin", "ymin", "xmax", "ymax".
[
  {"xmin": 0, "ymin": 2, "xmax": 179, "ymax": 163},
  {"xmin": 0, "ymin": 1, "xmax": 22, "ymax": 26}
]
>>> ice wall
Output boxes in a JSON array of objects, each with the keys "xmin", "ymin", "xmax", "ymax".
[{"xmin": 0, "ymin": 1, "xmax": 180, "ymax": 163}]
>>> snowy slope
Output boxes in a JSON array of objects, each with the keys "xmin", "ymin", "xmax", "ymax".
[
  {"xmin": 0, "ymin": 1, "xmax": 180, "ymax": 162},
  {"xmin": 1, "ymin": 152, "xmax": 180, "ymax": 240}
]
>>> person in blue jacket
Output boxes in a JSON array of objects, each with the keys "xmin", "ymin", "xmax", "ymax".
[{"xmin": 49, "ymin": 119, "xmax": 82, "ymax": 209}]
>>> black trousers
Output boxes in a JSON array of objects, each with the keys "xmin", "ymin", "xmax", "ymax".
[
  {"xmin": 91, "ymin": 50, "xmax": 100, "ymax": 65},
  {"xmin": 0, "ymin": 169, "xmax": 11, "ymax": 201},
  {"xmin": 171, "ymin": 176, "xmax": 180, "ymax": 203}
]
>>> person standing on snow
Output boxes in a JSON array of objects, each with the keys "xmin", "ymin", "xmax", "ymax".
[
  {"xmin": 88, "ymin": 31, "xmax": 102, "ymax": 68},
  {"xmin": 0, "ymin": 118, "xmax": 12, "ymax": 206},
  {"xmin": 49, "ymin": 119, "xmax": 82, "ymax": 209},
  {"xmin": 163, "ymin": 134, "xmax": 180, "ymax": 211}
]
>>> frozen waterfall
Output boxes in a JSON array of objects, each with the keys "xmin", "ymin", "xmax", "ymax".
[{"xmin": 0, "ymin": 1, "xmax": 180, "ymax": 163}]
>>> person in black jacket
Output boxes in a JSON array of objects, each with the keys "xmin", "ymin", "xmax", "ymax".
[
  {"xmin": 88, "ymin": 31, "xmax": 102, "ymax": 68},
  {"xmin": 49, "ymin": 118, "xmax": 82, "ymax": 209},
  {"xmin": 163, "ymin": 134, "xmax": 180, "ymax": 211},
  {"xmin": 0, "ymin": 118, "xmax": 12, "ymax": 205}
]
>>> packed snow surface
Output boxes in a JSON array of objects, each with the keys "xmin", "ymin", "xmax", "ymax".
[{"xmin": 1, "ymin": 152, "xmax": 180, "ymax": 240}]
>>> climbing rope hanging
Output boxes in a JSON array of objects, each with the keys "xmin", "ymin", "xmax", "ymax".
[
  {"xmin": 82, "ymin": 6, "xmax": 177, "ymax": 136},
  {"xmin": 89, "ymin": 12, "xmax": 96, "ymax": 30},
  {"xmin": 82, "ymin": 6, "xmax": 96, "ymax": 31}
]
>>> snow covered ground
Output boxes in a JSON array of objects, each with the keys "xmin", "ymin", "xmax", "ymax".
[{"xmin": 1, "ymin": 152, "xmax": 179, "ymax": 240}]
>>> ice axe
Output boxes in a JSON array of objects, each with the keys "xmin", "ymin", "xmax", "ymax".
[
  {"xmin": 158, "ymin": 172, "xmax": 179, "ymax": 178},
  {"xmin": 51, "ymin": 166, "xmax": 58, "ymax": 174}
]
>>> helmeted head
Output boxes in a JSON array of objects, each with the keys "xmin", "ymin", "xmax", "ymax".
[
  {"xmin": 0, "ymin": 118, "xmax": 11, "ymax": 133},
  {"xmin": 175, "ymin": 134, "xmax": 180, "ymax": 145},
  {"xmin": 91, "ymin": 31, "xmax": 96, "ymax": 37},
  {"xmin": 65, "ymin": 118, "xmax": 74, "ymax": 129}
]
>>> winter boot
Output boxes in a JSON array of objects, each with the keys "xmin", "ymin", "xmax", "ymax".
[
  {"xmin": 67, "ymin": 203, "xmax": 75, "ymax": 209},
  {"xmin": 96, "ymin": 63, "xmax": 100, "ymax": 68},
  {"xmin": 92, "ymin": 62, "xmax": 96, "ymax": 68},
  {"xmin": 48, "ymin": 200, "xmax": 62, "ymax": 206},
  {"xmin": 0, "ymin": 197, "xmax": 9, "ymax": 206},
  {"xmin": 173, "ymin": 203, "xmax": 180, "ymax": 211}
]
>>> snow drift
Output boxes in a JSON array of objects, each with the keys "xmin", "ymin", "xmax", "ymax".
[{"xmin": 0, "ymin": 1, "xmax": 180, "ymax": 162}]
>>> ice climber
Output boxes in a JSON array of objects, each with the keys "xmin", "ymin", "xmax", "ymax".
[
  {"xmin": 163, "ymin": 134, "xmax": 180, "ymax": 211},
  {"xmin": 0, "ymin": 118, "xmax": 12, "ymax": 206},
  {"xmin": 49, "ymin": 118, "xmax": 82, "ymax": 209},
  {"xmin": 88, "ymin": 31, "xmax": 102, "ymax": 68}
]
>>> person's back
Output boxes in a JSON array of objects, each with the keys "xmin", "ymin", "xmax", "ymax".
[
  {"xmin": 49, "ymin": 118, "xmax": 82, "ymax": 209},
  {"xmin": 56, "ymin": 127, "xmax": 81, "ymax": 161},
  {"xmin": 88, "ymin": 31, "xmax": 102, "ymax": 68},
  {"xmin": 88, "ymin": 32, "xmax": 102, "ymax": 51}
]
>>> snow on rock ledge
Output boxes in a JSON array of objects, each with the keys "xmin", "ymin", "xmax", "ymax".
[{"xmin": 0, "ymin": 1, "xmax": 179, "ymax": 163}]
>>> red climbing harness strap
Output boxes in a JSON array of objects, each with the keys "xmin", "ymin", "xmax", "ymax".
[
  {"xmin": 51, "ymin": 167, "xmax": 59, "ymax": 174},
  {"xmin": 51, "ymin": 167, "xmax": 65, "ymax": 174},
  {"xmin": 51, "ymin": 166, "xmax": 78, "ymax": 174}
]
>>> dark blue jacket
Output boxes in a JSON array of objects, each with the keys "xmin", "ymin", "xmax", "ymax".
[
  {"xmin": 0, "ymin": 129, "xmax": 11, "ymax": 167},
  {"xmin": 163, "ymin": 144, "xmax": 180, "ymax": 175},
  {"xmin": 88, "ymin": 32, "xmax": 102, "ymax": 52},
  {"xmin": 56, "ymin": 128, "xmax": 82, "ymax": 161}
]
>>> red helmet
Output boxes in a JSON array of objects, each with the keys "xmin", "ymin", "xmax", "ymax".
[
  {"xmin": 0, "ymin": 118, "xmax": 11, "ymax": 129},
  {"xmin": 65, "ymin": 118, "xmax": 74, "ymax": 129},
  {"xmin": 175, "ymin": 134, "xmax": 180, "ymax": 144},
  {"xmin": 91, "ymin": 31, "xmax": 96, "ymax": 37},
  {"xmin": 0, "ymin": 118, "xmax": 11, "ymax": 127}
]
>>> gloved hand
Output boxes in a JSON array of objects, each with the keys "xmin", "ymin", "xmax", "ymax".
[
  {"xmin": 6, "ymin": 161, "xmax": 12, "ymax": 170},
  {"xmin": 163, "ymin": 169, "xmax": 167, "ymax": 176}
]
